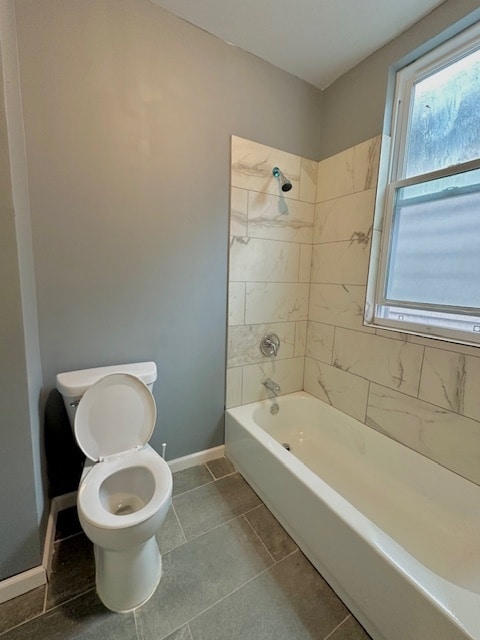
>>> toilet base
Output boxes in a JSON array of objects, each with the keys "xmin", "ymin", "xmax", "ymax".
[{"xmin": 94, "ymin": 536, "xmax": 162, "ymax": 612}]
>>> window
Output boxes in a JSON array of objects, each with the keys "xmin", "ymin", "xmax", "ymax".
[{"xmin": 366, "ymin": 22, "xmax": 480, "ymax": 346}]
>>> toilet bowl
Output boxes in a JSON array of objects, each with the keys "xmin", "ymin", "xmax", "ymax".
[{"xmin": 56, "ymin": 363, "xmax": 173, "ymax": 612}]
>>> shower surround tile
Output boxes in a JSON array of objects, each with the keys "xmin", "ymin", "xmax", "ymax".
[
  {"xmin": 300, "ymin": 157, "xmax": 318, "ymax": 203},
  {"xmin": 309, "ymin": 284, "xmax": 373, "ymax": 333},
  {"xmin": 247, "ymin": 191, "xmax": 314, "ymax": 243},
  {"xmin": 230, "ymin": 187, "xmax": 248, "ymax": 236},
  {"xmin": 229, "ymin": 236, "xmax": 301, "ymax": 283},
  {"xmin": 305, "ymin": 321, "xmax": 335, "ymax": 363},
  {"xmin": 366, "ymin": 384, "xmax": 480, "ymax": 485},
  {"xmin": 316, "ymin": 136, "xmax": 381, "ymax": 202},
  {"xmin": 231, "ymin": 135, "xmax": 301, "ymax": 198},
  {"xmin": 304, "ymin": 357, "xmax": 369, "ymax": 421},
  {"xmin": 227, "ymin": 322, "xmax": 295, "ymax": 367},
  {"xmin": 227, "ymin": 282, "xmax": 245, "ymax": 326},
  {"xmin": 294, "ymin": 321, "xmax": 308, "ymax": 357},
  {"xmin": 313, "ymin": 189, "xmax": 375, "ymax": 245},
  {"xmin": 418, "ymin": 347, "xmax": 480, "ymax": 422},
  {"xmin": 228, "ymin": 136, "xmax": 315, "ymax": 410},
  {"xmin": 332, "ymin": 328, "xmax": 423, "ymax": 397},
  {"xmin": 408, "ymin": 332, "xmax": 480, "ymax": 358},
  {"xmin": 245, "ymin": 282, "xmax": 309, "ymax": 324},
  {"xmin": 226, "ymin": 367, "xmax": 242, "ymax": 409},
  {"xmin": 242, "ymin": 357, "xmax": 304, "ymax": 404},
  {"xmin": 298, "ymin": 244, "xmax": 313, "ymax": 282},
  {"xmin": 229, "ymin": 133, "xmax": 480, "ymax": 487},
  {"xmin": 311, "ymin": 241, "xmax": 371, "ymax": 286}
]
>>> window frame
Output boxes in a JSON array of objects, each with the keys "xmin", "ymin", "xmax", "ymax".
[{"xmin": 365, "ymin": 20, "xmax": 480, "ymax": 347}]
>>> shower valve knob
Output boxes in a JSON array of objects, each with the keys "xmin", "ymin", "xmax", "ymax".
[{"xmin": 260, "ymin": 333, "xmax": 280, "ymax": 357}]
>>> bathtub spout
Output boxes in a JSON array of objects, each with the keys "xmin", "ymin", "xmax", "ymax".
[{"xmin": 263, "ymin": 378, "xmax": 281, "ymax": 396}]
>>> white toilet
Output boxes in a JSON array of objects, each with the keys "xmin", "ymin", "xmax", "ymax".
[{"xmin": 56, "ymin": 362, "xmax": 173, "ymax": 613}]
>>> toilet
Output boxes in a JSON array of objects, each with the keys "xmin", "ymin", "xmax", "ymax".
[{"xmin": 56, "ymin": 362, "xmax": 172, "ymax": 612}]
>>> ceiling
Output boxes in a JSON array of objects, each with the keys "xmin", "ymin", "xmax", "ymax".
[{"xmin": 150, "ymin": 0, "xmax": 445, "ymax": 89}]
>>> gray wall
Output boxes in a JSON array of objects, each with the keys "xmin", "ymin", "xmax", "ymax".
[
  {"xmin": 13, "ymin": 0, "xmax": 322, "ymax": 462},
  {"xmin": 319, "ymin": 0, "xmax": 480, "ymax": 159},
  {"xmin": 0, "ymin": 35, "xmax": 42, "ymax": 579}
]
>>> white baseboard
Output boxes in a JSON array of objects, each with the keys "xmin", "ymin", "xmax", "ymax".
[
  {"xmin": 167, "ymin": 444, "xmax": 225, "ymax": 473},
  {"xmin": 0, "ymin": 566, "xmax": 46, "ymax": 605}
]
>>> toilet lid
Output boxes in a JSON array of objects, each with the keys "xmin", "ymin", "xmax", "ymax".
[{"xmin": 74, "ymin": 373, "xmax": 156, "ymax": 461}]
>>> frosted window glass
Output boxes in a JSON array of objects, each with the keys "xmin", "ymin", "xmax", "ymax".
[
  {"xmin": 386, "ymin": 173, "xmax": 480, "ymax": 308},
  {"xmin": 406, "ymin": 47, "xmax": 480, "ymax": 178}
]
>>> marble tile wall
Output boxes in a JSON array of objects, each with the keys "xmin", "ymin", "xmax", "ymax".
[
  {"xmin": 228, "ymin": 133, "xmax": 480, "ymax": 485},
  {"xmin": 305, "ymin": 135, "xmax": 480, "ymax": 486},
  {"xmin": 227, "ymin": 136, "xmax": 315, "ymax": 407}
]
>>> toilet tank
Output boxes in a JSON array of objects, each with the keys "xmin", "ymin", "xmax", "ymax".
[{"xmin": 56, "ymin": 362, "xmax": 157, "ymax": 428}]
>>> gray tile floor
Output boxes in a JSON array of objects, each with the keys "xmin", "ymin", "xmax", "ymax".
[{"xmin": 0, "ymin": 458, "xmax": 372, "ymax": 640}]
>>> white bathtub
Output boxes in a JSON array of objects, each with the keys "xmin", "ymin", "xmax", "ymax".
[{"xmin": 225, "ymin": 391, "xmax": 480, "ymax": 640}]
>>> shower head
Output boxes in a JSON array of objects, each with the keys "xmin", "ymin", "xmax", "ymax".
[{"xmin": 272, "ymin": 167, "xmax": 292, "ymax": 193}]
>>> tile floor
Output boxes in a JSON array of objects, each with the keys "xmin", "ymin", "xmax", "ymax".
[{"xmin": 0, "ymin": 458, "xmax": 372, "ymax": 640}]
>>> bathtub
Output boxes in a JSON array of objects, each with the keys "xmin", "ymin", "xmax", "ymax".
[{"xmin": 225, "ymin": 391, "xmax": 480, "ymax": 640}]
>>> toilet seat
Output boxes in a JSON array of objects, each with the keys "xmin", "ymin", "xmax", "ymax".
[
  {"xmin": 75, "ymin": 373, "xmax": 171, "ymax": 531},
  {"xmin": 78, "ymin": 445, "xmax": 172, "ymax": 530},
  {"xmin": 74, "ymin": 373, "xmax": 156, "ymax": 461}
]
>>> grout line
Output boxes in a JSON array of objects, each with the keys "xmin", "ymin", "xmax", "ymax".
[
  {"xmin": 42, "ymin": 578, "xmax": 49, "ymax": 614},
  {"xmin": 204, "ymin": 463, "xmax": 217, "ymax": 482},
  {"xmin": 0, "ymin": 588, "xmax": 96, "ymax": 638},
  {"xmin": 241, "ymin": 513, "xmax": 276, "ymax": 565},
  {"xmin": 183, "ymin": 556, "xmax": 288, "ymax": 631},
  {"xmin": 172, "ymin": 482, "xmax": 265, "ymax": 548},
  {"xmin": 231, "ymin": 234, "xmax": 314, "ymax": 248},
  {"xmin": 177, "ymin": 511, "xmax": 249, "ymax": 546},
  {"xmin": 364, "ymin": 380, "xmax": 371, "ymax": 425},
  {"xmin": 172, "ymin": 466, "xmax": 240, "ymax": 500},
  {"xmin": 0, "ymin": 586, "xmax": 50, "ymax": 638},
  {"xmin": 203, "ymin": 463, "xmax": 238, "ymax": 482},
  {"xmin": 242, "ymin": 502, "xmax": 262, "ymax": 517},
  {"xmin": 296, "ymin": 242, "xmax": 303, "ymax": 284},
  {"xmin": 133, "ymin": 607, "xmax": 140, "ymax": 640},
  {"xmin": 417, "ymin": 344, "xmax": 426, "ymax": 399},
  {"xmin": 172, "ymin": 478, "xmax": 216, "ymax": 498},
  {"xmin": 370, "ymin": 379, "xmax": 480, "ymax": 426},
  {"xmin": 54, "ymin": 529, "xmax": 84, "ymax": 544},
  {"xmin": 171, "ymin": 503, "xmax": 188, "ymax": 546},
  {"xmin": 171, "ymin": 476, "xmax": 256, "ymax": 547},
  {"xmin": 43, "ymin": 586, "xmax": 95, "ymax": 615},
  {"xmin": 212, "ymin": 471, "xmax": 237, "ymax": 482},
  {"xmin": 323, "ymin": 614, "xmax": 351, "ymax": 640}
]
